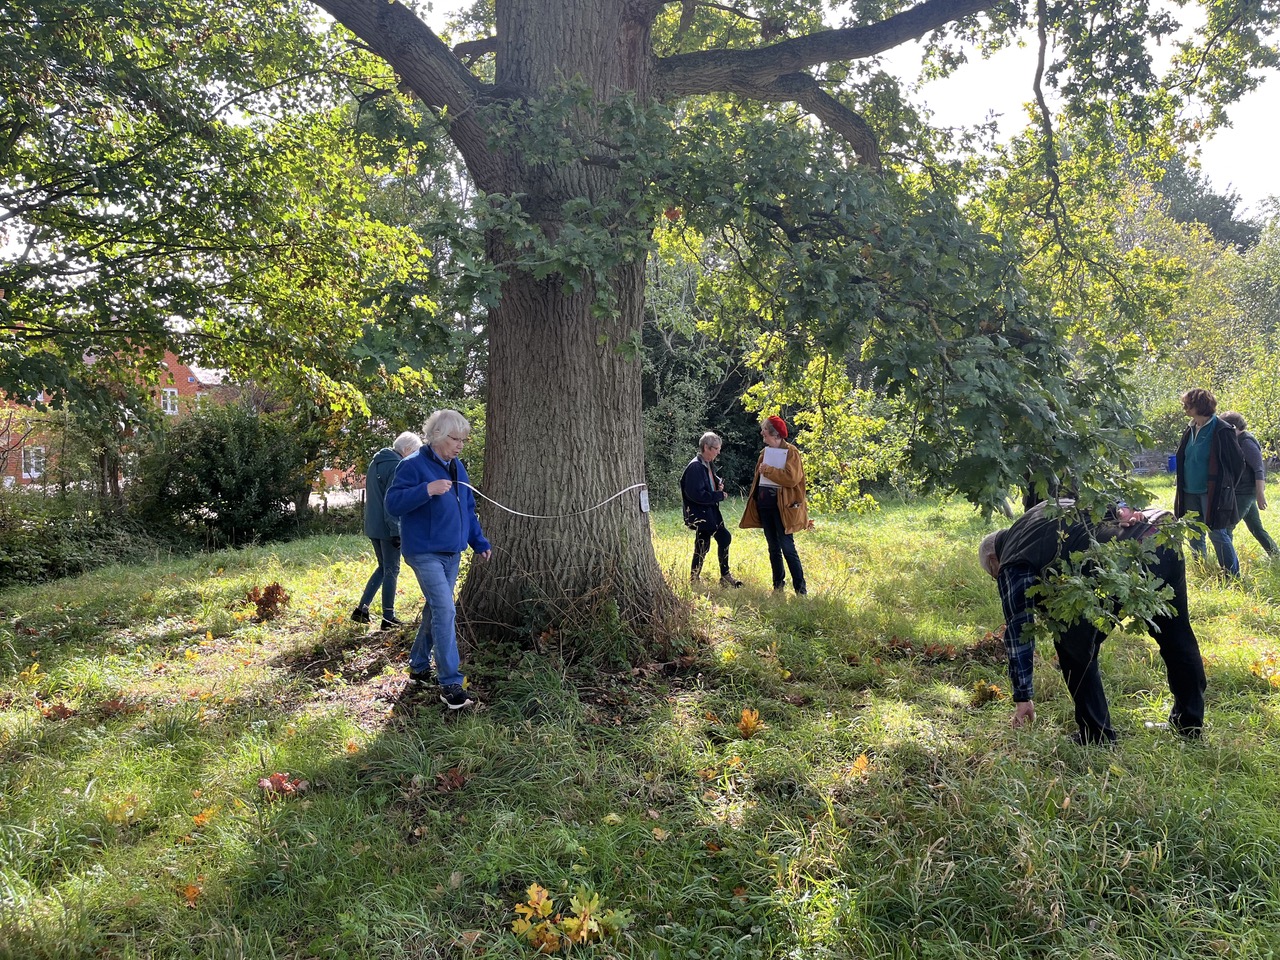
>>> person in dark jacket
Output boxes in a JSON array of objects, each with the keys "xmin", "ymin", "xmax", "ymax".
[
  {"xmin": 1173, "ymin": 388, "xmax": 1243, "ymax": 577},
  {"xmin": 351, "ymin": 431, "xmax": 421, "ymax": 629},
  {"xmin": 384, "ymin": 409, "xmax": 490, "ymax": 711},
  {"xmin": 979, "ymin": 500, "xmax": 1206, "ymax": 743},
  {"xmin": 1220, "ymin": 411, "xmax": 1279, "ymax": 558},
  {"xmin": 681, "ymin": 432, "xmax": 742, "ymax": 588}
]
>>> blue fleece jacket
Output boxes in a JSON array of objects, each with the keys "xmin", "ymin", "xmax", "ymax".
[{"xmin": 383, "ymin": 447, "xmax": 491, "ymax": 556}]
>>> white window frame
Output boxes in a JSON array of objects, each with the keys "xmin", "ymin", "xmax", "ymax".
[
  {"xmin": 21, "ymin": 445, "xmax": 46, "ymax": 479},
  {"xmin": 161, "ymin": 388, "xmax": 180, "ymax": 415}
]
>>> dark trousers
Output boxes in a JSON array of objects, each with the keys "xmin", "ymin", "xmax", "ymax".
[
  {"xmin": 691, "ymin": 522, "xmax": 732, "ymax": 579},
  {"xmin": 1054, "ymin": 545, "xmax": 1205, "ymax": 741},
  {"xmin": 1234, "ymin": 494, "xmax": 1280, "ymax": 556},
  {"xmin": 758, "ymin": 504, "xmax": 806, "ymax": 594},
  {"xmin": 1053, "ymin": 621, "xmax": 1115, "ymax": 743},
  {"xmin": 1144, "ymin": 546, "xmax": 1207, "ymax": 733}
]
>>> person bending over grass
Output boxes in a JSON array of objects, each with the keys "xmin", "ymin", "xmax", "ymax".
[{"xmin": 979, "ymin": 500, "xmax": 1206, "ymax": 744}]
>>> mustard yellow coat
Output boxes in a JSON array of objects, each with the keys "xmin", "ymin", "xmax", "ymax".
[{"xmin": 739, "ymin": 441, "xmax": 810, "ymax": 534}]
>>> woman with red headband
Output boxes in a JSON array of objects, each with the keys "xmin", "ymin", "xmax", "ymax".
[{"xmin": 740, "ymin": 415, "xmax": 810, "ymax": 595}]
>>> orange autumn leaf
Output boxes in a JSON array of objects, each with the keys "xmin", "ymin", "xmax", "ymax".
[
  {"xmin": 514, "ymin": 883, "xmax": 556, "ymax": 922},
  {"xmin": 258, "ymin": 772, "xmax": 309, "ymax": 800},
  {"xmin": 851, "ymin": 753, "xmax": 872, "ymax": 777},
  {"xmin": 38, "ymin": 700, "xmax": 76, "ymax": 721},
  {"xmin": 181, "ymin": 880, "xmax": 203, "ymax": 907},
  {"xmin": 99, "ymin": 697, "xmax": 141, "ymax": 717},
  {"xmin": 192, "ymin": 805, "xmax": 218, "ymax": 827},
  {"xmin": 736, "ymin": 708, "xmax": 766, "ymax": 739}
]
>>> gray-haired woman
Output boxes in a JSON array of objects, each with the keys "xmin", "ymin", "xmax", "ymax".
[
  {"xmin": 385, "ymin": 410, "xmax": 491, "ymax": 710},
  {"xmin": 352, "ymin": 431, "xmax": 421, "ymax": 629},
  {"xmin": 1220, "ymin": 411, "xmax": 1279, "ymax": 558}
]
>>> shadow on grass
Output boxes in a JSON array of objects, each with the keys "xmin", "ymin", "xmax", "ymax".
[{"xmin": 9, "ymin": 515, "xmax": 1280, "ymax": 958}]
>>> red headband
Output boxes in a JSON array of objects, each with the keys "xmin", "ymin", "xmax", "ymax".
[{"xmin": 767, "ymin": 415, "xmax": 788, "ymax": 439}]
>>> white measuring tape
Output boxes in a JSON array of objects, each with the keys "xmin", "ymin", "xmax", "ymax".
[{"xmin": 457, "ymin": 481, "xmax": 649, "ymax": 520}]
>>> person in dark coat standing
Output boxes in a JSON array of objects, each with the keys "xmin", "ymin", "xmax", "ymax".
[
  {"xmin": 1173, "ymin": 388, "xmax": 1243, "ymax": 577},
  {"xmin": 351, "ymin": 431, "xmax": 421, "ymax": 629},
  {"xmin": 681, "ymin": 432, "xmax": 742, "ymax": 588},
  {"xmin": 1220, "ymin": 411, "xmax": 1279, "ymax": 558}
]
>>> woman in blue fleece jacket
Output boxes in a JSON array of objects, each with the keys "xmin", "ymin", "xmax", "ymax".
[{"xmin": 384, "ymin": 409, "xmax": 491, "ymax": 710}]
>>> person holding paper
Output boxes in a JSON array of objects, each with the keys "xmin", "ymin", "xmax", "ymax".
[{"xmin": 740, "ymin": 416, "xmax": 809, "ymax": 595}]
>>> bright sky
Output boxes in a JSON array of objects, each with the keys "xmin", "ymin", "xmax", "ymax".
[{"xmin": 895, "ymin": 40, "xmax": 1277, "ymax": 218}]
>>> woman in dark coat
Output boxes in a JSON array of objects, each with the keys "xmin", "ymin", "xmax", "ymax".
[{"xmin": 1173, "ymin": 388, "xmax": 1243, "ymax": 576}]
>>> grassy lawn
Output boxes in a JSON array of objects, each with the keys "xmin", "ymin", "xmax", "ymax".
[{"xmin": 4, "ymin": 482, "xmax": 1280, "ymax": 959}]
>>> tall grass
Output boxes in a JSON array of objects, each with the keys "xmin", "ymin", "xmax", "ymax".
[{"xmin": 3, "ymin": 484, "xmax": 1280, "ymax": 958}]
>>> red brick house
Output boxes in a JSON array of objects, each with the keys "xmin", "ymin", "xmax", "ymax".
[{"xmin": 1, "ymin": 351, "xmax": 229, "ymax": 487}]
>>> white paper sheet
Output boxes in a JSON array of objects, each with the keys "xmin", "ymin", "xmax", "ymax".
[{"xmin": 758, "ymin": 446, "xmax": 787, "ymax": 487}]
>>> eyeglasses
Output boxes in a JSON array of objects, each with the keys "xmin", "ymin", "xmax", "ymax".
[{"xmin": 447, "ymin": 434, "xmax": 467, "ymax": 444}]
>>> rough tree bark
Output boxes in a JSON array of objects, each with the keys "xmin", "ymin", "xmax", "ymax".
[{"xmin": 309, "ymin": 0, "xmax": 1001, "ymax": 638}]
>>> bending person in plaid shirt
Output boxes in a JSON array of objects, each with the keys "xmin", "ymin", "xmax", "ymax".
[{"xmin": 979, "ymin": 500, "xmax": 1206, "ymax": 744}]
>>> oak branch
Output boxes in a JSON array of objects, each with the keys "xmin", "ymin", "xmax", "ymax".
[{"xmin": 311, "ymin": 0, "xmax": 1001, "ymax": 170}]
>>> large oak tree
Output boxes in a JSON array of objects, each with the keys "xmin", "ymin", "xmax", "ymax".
[{"xmin": 305, "ymin": 0, "xmax": 1276, "ymax": 637}]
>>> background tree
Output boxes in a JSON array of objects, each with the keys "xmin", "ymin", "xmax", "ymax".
[
  {"xmin": 1153, "ymin": 152, "xmax": 1262, "ymax": 253},
  {"xmin": 1, "ymin": 2, "xmax": 434, "ymax": 451},
  {"xmin": 130, "ymin": 400, "xmax": 309, "ymax": 546},
  {"xmin": 1220, "ymin": 208, "xmax": 1280, "ymax": 454}
]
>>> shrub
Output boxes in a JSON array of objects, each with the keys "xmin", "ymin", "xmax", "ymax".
[
  {"xmin": 245, "ymin": 582, "xmax": 290, "ymax": 621},
  {"xmin": 129, "ymin": 403, "xmax": 308, "ymax": 547},
  {"xmin": 0, "ymin": 488, "xmax": 166, "ymax": 588}
]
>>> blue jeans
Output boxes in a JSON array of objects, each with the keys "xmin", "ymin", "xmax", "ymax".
[
  {"xmin": 1234, "ymin": 494, "xmax": 1280, "ymax": 556},
  {"xmin": 403, "ymin": 551, "xmax": 463, "ymax": 687},
  {"xmin": 358, "ymin": 538, "xmax": 401, "ymax": 618},
  {"xmin": 1187, "ymin": 492, "xmax": 1239, "ymax": 577}
]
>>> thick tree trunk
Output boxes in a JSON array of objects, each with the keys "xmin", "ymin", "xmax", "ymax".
[
  {"xmin": 316, "ymin": 0, "xmax": 676, "ymax": 639},
  {"xmin": 459, "ymin": 253, "xmax": 672, "ymax": 636},
  {"xmin": 451, "ymin": 0, "xmax": 676, "ymax": 640}
]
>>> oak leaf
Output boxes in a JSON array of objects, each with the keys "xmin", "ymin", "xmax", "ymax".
[
  {"xmin": 435, "ymin": 767, "xmax": 468, "ymax": 793},
  {"xmin": 258, "ymin": 772, "xmax": 309, "ymax": 799},
  {"xmin": 38, "ymin": 699, "xmax": 76, "ymax": 721}
]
